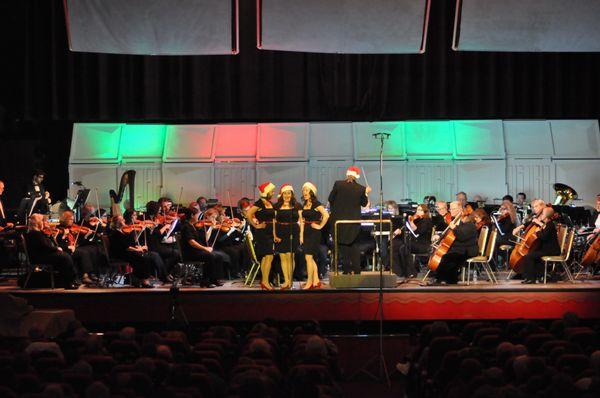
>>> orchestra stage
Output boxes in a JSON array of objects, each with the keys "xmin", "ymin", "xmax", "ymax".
[{"xmin": 3, "ymin": 275, "xmax": 600, "ymax": 325}]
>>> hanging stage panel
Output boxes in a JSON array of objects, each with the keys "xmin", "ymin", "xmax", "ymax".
[
  {"xmin": 64, "ymin": 0, "xmax": 238, "ymax": 55},
  {"xmin": 453, "ymin": 0, "xmax": 600, "ymax": 52},
  {"xmin": 258, "ymin": 0, "xmax": 431, "ymax": 54}
]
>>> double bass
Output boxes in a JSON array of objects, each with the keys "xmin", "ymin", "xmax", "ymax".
[{"xmin": 428, "ymin": 212, "xmax": 462, "ymax": 271}]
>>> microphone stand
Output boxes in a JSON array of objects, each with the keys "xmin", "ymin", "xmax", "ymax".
[{"xmin": 354, "ymin": 132, "xmax": 391, "ymax": 387}]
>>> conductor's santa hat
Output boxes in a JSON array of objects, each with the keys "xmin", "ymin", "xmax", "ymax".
[
  {"xmin": 258, "ymin": 181, "xmax": 275, "ymax": 198},
  {"xmin": 346, "ymin": 166, "xmax": 360, "ymax": 179}
]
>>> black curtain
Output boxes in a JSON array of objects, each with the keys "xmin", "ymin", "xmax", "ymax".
[{"xmin": 1, "ymin": 0, "xmax": 600, "ymax": 204}]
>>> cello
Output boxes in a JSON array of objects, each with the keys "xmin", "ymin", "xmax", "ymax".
[
  {"xmin": 508, "ymin": 216, "xmax": 545, "ymax": 274},
  {"xmin": 581, "ymin": 232, "xmax": 600, "ymax": 267},
  {"xmin": 428, "ymin": 212, "xmax": 463, "ymax": 271}
]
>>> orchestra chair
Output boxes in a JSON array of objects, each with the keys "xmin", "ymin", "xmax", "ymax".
[
  {"xmin": 100, "ymin": 235, "xmax": 130, "ymax": 287},
  {"xmin": 243, "ymin": 231, "xmax": 261, "ymax": 286},
  {"xmin": 461, "ymin": 226, "xmax": 489, "ymax": 283},
  {"xmin": 175, "ymin": 232, "xmax": 207, "ymax": 285},
  {"xmin": 413, "ymin": 227, "xmax": 436, "ymax": 277},
  {"xmin": 20, "ymin": 234, "xmax": 55, "ymax": 289},
  {"xmin": 542, "ymin": 228, "xmax": 576, "ymax": 284},
  {"xmin": 464, "ymin": 228, "xmax": 499, "ymax": 285}
]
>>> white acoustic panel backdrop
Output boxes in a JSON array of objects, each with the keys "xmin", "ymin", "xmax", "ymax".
[
  {"xmin": 550, "ymin": 120, "xmax": 600, "ymax": 159},
  {"xmin": 120, "ymin": 125, "xmax": 166, "ymax": 163},
  {"xmin": 309, "ymin": 123, "xmax": 354, "ymax": 160},
  {"xmin": 259, "ymin": 0, "xmax": 430, "ymax": 54},
  {"xmin": 456, "ymin": 160, "xmax": 506, "ymax": 203},
  {"xmin": 68, "ymin": 165, "xmax": 118, "ymax": 209},
  {"xmin": 257, "ymin": 123, "xmax": 309, "ymax": 161},
  {"xmin": 161, "ymin": 163, "xmax": 214, "ymax": 205},
  {"xmin": 507, "ymin": 159, "xmax": 555, "ymax": 203},
  {"xmin": 554, "ymin": 160, "xmax": 600, "ymax": 205},
  {"xmin": 356, "ymin": 161, "xmax": 407, "ymax": 205},
  {"xmin": 455, "ymin": 0, "xmax": 600, "ymax": 52},
  {"xmin": 214, "ymin": 124, "xmax": 257, "ymax": 161},
  {"xmin": 256, "ymin": 163, "xmax": 308, "ymax": 196},
  {"xmin": 117, "ymin": 164, "xmax": 162, "ymax": 210},
  {"xmin": 163, "ymin": 125, "xmax": 215, "ymax": 162},
  {"xmin": 214, "ymin": 162, "xmax": 257, "ymax": 203},
  {"xmin": 454, "ymin": 120, "xmax": 504, "ymax": 159},
  {"xmin": 503, "ymin": 121, "xmax": 553, "ymax": 158},
  {"xmin": 307, "ymin": 161, "xmax": 354, "ymax": 203},
  {"xmin": 406, "ymin": 161, "xmax": 455, "ymax": 202},
  {"xmin": 70, "ymin": 123, "xmax": 122, "ymax": 164},
  {"xmin": 405, "ymin": 122, "xmax": 455, "ymax": 159},
  {"xmin": 65, "ymin": 0, "xmax": 238, "ymax": 55},
  {"xmin": 353, "ymin": 122, "xmax": 406, "ymax": 160}
]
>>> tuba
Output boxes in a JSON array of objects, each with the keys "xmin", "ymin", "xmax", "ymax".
[{"xmin": 553, "ymin": 183, "xmax": 578, "ymax": 205}]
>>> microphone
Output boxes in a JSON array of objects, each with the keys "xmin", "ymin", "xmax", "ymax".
[{"xmin": 372, "ymin": 132, "xmax": 391, "ymax": 139}]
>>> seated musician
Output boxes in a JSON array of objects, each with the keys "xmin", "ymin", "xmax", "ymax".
[
  {"xmin": 108, "ymin": 215, "xmax": 155, "ymax": 288},
  {"xmin": 146, "ymin": 201, "xmax": 179, "ymax": 282},
  {"xmin": 55, "ymin": 210, "xmax": 106, "ymax": 285},
  {"xmin": 495, "ymin": 200, "xmax": 517, "ymax": 247},
  {"xmin": 456, "ymin": 192, "xmax": 474, "ymax": 215},
  {"xmin": 392, "ymin": 204, "xmax": 433, "ymax": 278},
  {"xmin": 587, "ymin": 194, "xmax": 600, "ymax": 239},
  {"xmin": 25, "ymin": 214, "xmax": 78, "ymax": 289},
  {"xmin": 0, "ymin": 180, "xmax": 14, "ymax": 229},
  {"xmin": 512, "ymin": 199, "xmax": 546, "ymax": 237},
  {"xmin": 432, "ymin": 201, "xmax": 451, "ymax": 234},
  {"xmin": 179, "ymin": 207, "xmax": 224, "ymax": 288},
  {"xmin": 203, "ymin": 207, "xmax": 243, "ymax": 280},
  {"xmin": 434, "ymin": 201, "xmax": 479, "ymax": 284},
  {"xmin": 472, "ymin": 208, "xmax": 491, "ymax": 233},
  {"xmin": 519, "ymin": 206, "xmax": 561, "ymax": 284}
]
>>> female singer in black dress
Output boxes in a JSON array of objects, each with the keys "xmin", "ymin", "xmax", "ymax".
[
  {"xmin": 273, "ymin": 184, "xmax": 302, "ymax": 290},
  {"xmin": 299, "ymin": 182, "xmax": 329, "ymax": 290},
  {"xmin": 392, "ymin": 204, "xmax": 434, "ymax": 278},
  {"xmin": 246, "ymin": 182, "xmax": 276, "ymax": 290}
]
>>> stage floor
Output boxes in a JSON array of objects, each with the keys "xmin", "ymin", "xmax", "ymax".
[{"xmin": 3, "ymin": 272, "xmax": 600, "ymax": 324}]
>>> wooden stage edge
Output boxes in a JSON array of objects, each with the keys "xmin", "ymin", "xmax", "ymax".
[{"xmin": 4, "ymin": 277, "xmax": 600, "ymax": 323}]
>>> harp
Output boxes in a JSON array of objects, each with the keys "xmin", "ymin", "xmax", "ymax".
[{"xmin": 110, "ymin": 170, "xmax": 136, "ymax": 216}]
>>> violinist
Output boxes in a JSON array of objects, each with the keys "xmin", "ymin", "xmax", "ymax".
[
  {"xmin": 108, "ymin": 215, "xmax": 154, "ymax": 288},
  {"xmin": 392, "ymin": 204, "xmax": 433, "ymax": 278},
  {"xmin": 246, "ymin": 182, "xmax": 277, "ymax": 290},
  {"xmin": 519, "ymin": 206, "xmax": 561, "ymax": 284},
  {"xmin": 55, "ymin": 210, "xmax": 106, "ymax": 285},
  {"xmin": 122, "ymin": 209, "xmax": 168, "ymax": 282},
  {"xmin": 432, "ymin": 201, "xmax": 451, "ymax": 233},
  {"xmin": 196, "ymin": 208, "xmax": 239, "ymax": 280},
  {"xmin": 434, "ymin": 201, "xmax": 478, "ymax": 284},
  {"xmin": 472, "ymin": 208, "xmax": 491, "ymax": 232},
  {"xmin": 179, "ymin": 207, "xmax": 224, "ymax": 288},
  {"xmin": 78, "ymin": 203, "xmax": 107, "ymax": 245},
  {"xmin": 25, "ymin": 214, "xmax": 78, "ymax": 289},
  {"xmin": 146, "ymin": 201, "xmax": 179, "ymax": 283},
  {"xmin": 274, "ymin": 184, "xmax": 302, "ymax": 290},
  {"xmin": 494, "ymin": 200, "xmax": 517, "ymax": 248}
]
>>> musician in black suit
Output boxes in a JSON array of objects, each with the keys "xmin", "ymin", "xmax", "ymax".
[
  {"xmin": 328, "ymin": 166, "xmax": 371, "ymax": 274},
  {"xmin": 521, "ymin": 207, "xmax": 561, "ymax": 284},
  {"xmin": 25, "ymin": 214, "xmax": 78, "ymax": 289}
]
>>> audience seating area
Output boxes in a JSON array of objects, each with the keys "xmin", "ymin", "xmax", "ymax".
[{"xmin": 402, "ymin": 313, "xmax": 600, "ymax": 398}]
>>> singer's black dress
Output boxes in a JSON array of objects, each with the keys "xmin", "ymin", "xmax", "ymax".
[
  {"xmin": 274, "ymin": 204, "xmax": 301, "ymax": 254},
  {"xmin": 252, "ymin": 199, "xmax": 275, "ymax": 259},
  {"xmin": 302, "ymin": 201, "xmax": 324, "ymax": 256}
]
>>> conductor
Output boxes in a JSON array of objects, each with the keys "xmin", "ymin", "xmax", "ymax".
[{"xmin": 328, "ymin": 166, "xmax": 371, "ymax": 274}]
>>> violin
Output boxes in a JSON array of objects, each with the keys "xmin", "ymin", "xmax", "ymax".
[
  {"xmin": 498, "ymin": 212, "xmax": 510, "ymax": 222},
  {"xmin": 121, "ymin": 224, "xmax": 147, "ymax": 234},
  {"xmin": 69, "ymin": 224, "xmax": 92, "ymax": 234},
  {"xmin": 408, "ymin": 214, "xmax": 421, "ymax": 223}
]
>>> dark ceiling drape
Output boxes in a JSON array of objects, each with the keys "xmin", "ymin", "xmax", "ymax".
[{"xmin": 0, "ymin": 0, "xmax": 599, "ymax": 204}]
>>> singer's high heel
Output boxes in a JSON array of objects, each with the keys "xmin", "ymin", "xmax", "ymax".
[
  {"xmin": 260, "ymin": 282, "xmax": 274, "ymax": 291},
  {"xmin": 311, "ymin": 281, "xmax": 322, "ymax": 289}
]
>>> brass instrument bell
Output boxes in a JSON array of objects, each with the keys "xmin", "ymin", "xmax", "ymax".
[{"xmin": 553, "ymin": 183, "xmax": 578, "ymax": 205}]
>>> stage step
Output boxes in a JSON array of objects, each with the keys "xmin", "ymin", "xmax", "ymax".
[{"xmin": 328, "ymin": 271, "xmax": 398, "ymax": 289}]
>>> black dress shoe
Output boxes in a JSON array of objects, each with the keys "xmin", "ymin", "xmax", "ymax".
[
  {"xmin": 211, "ymin": 280, "xmax": 224, "ymax": 287},
  {"xmin": 65, "ymin": 284, "xmax": 80, "ymax": 290},
  {"xmin": 521, "ymin": 279, "xmax": 536, "ymax": 284}
]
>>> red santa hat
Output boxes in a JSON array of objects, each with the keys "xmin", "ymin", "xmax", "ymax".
[
  {"xmin": 258, "ymin": 181, "xmax": 275, "ymax": 198},
  {"xmin": 302, "ymin": 181, "xmax": 317, "ymax": 195},
  {"xmin": 279, "ymin": 183, "xmax": 294, "ymax": 194},
  {"xmin": 346, "ymin": 166, "xmax": 360, "ymax": 179}
]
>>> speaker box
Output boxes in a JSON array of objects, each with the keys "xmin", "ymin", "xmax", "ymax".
[
  {"xmin": 328, "ymin": 271, "xmax": 397, "ymax": 289},
  {"xmin": 17, "ymin": 271, "xmax": 64, "ymax": 289}
]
